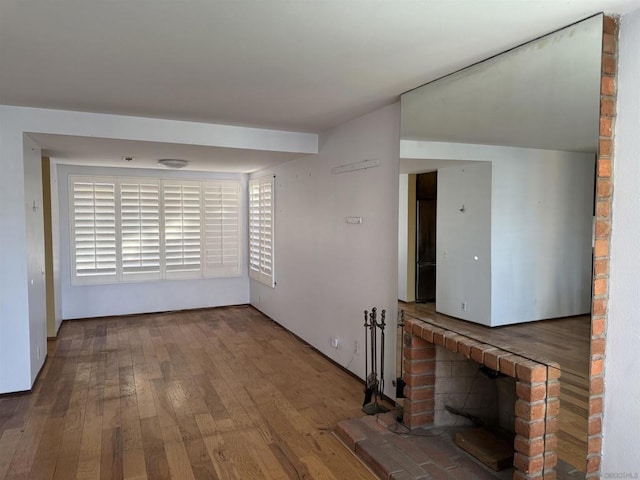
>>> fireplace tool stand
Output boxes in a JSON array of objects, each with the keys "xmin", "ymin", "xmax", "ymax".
[
  {"xmin": 362, "ymin": 307, "xmax": 389, "ymax": 415},
  {"xmin": 395, "ymin": 309, "xmax": 406, "ymax": 399}
]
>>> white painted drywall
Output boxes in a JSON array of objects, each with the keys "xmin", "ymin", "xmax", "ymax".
[
  {"xmin": 398, "ymin": 174, "xmax": 416, "ymax": 303},
  {"xmin": 0, "ymin": 126, "xmax": 32, "ymax": 393},
  {"xmin": 55, "ymin": 164, "xmax": 249, "ymax": 319},
  {"xmin": 491, "ymin": 151, "xmax": 594, "ymax": 325},
  {"xmin": 412, "ymin": 141, "xmax": 594, "ymax": 326},
  {"xmin": 249, "ymin": 104, "xmax": 400, "ymax": 399},
  {"xmin": 0, "ymin": 106, "xmax": 318, "ymax": 154},
  {"xmin": 0, "ymin": 105, "xmax": 318, "ymax": 394},
  {"xmin": 49, "ymin": 164, "xmax": 63, "ymax": 334},
  {"xmin": 602, "ymin": 7, "xmax": 640, "ymax": 475},
  {"xmin": 23, "ymin": 135, "xmax": 47, "ymax": 383},
  {"xmin": 437, "ymin": 162, "xmax": 492, "ymax": 325}
]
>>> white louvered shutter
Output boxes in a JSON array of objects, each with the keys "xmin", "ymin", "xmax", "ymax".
[
  {"xmin": 163, "ymin": 181, "xmax": 202, "ymax": 277},
  {"xmin": 120, "ymin": 179, "xmax": 160, "ymax": 280},
  {"xmin": 70, "ymin": 176, "xmax": 117, "ymax": 284},
  {"xmin": 249, "ymin": 176, "xmax": 274, "ymax": 287},
  {"xmin": 249, "ymin": 180, "xmax": 261, "ymax": 276},
  {"xmin": 259, "ymin": 178, "xmax": 274, "ymax": 282},
  {"xmin": 203, "ymin": 181, "xmax": 241, "ymax": 277}
]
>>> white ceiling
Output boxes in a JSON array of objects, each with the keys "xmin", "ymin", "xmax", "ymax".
[
  {"xmin": 2, "ymin": 0, "xmax": 639, "ymax": 170},
  {"xmin": 401, "ymin": 15, "xmax": 603, "ymax": 153}
]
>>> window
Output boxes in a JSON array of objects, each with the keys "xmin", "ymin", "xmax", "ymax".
[
  {"xmin": 69, "ymin": 175, "xmax": 241, "ymax": 285},
  {"xmin": 249, "ymin": 175, "xmax": 275, "ymax": 287},
  {"xmin": 120, "ymin": 178, "xmax": 160, "ymax": 280},
  {"xmin": 203, "ymin": 181, "xmax": 241, "ymax": 277},
  {"xmin": 163, "ymin": 181, "xmax": 202, "ymax": 277},
  {"xmin": 70, "ymin": 177, "xmax": 117, "ymax": 280}
]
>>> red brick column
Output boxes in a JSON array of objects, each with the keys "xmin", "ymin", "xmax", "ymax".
[
  {"xmin": 402, "ymin": 322, "xmax": 435, "ymax": 428},
  {"xmin": 513, "ymin": 364, "xmax": 561, "ymax": 480},
  {"xmin": 587, "ymin": 15, "xmax": 618, "ymax": 479}
]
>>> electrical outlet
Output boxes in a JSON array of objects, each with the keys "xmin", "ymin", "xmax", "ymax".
[
  {"xmin": 354, "ymin": 340, "xmax": 359, "ymax": 355},
  {"xmin": 330, "ymin": 337, "xmax": 340, "ymax": 348},
  {"xmin": 461, "ymin": 301, "xmax": 467, "ymax": 312}
]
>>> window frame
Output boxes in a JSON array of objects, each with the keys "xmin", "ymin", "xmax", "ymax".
[{"xmin": 68, "ymin": 174, "xmax": 242, "ymax": 286}]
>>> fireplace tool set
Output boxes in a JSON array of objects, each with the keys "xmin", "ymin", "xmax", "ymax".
[
  {"xmin": 396, "ymin": 309, "xmax": 406, "ymax": 399},
  {"xmin": 362, "ymin": 307, "xmax": 389, "ymax": 415}
]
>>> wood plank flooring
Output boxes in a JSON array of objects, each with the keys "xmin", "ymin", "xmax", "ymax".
[
  {"xmin": 400, "ymin": 302, "xmax": 590, "ymax": 378},
  {"xmin": 400, "ymin": 302, "xmax": 590, "ymax": 473},
  {"xmin": 0, "ymin": 306, "xmax": 376, "ymax": 480}
]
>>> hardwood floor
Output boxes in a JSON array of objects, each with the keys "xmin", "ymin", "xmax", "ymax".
[
  {"xmin": 400, "ymin": 302, "xmax": 591, "ymax": 378},
  {"xmin": 0, "ymin": 306, "xmax": 376, "ymax": 480},
  {"xmin": 400, "ymin": 302, "xmax": 590, "ymax": 473}
]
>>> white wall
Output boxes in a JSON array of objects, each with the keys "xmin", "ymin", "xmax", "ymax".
[
  {"xmin": 437, "ymin": 162, "xmax": 492, "ymax": 324},
  {"xmin": 56, "ymin": 163, "xmax": 249, "ymax": 319},
  {"xmin": 0, "ymin": 126, "xmax": 32, "ymax": 393},
  {"xmin": 23, "ymin": 135, "xmax": 47, "ymax": 383},
  {"xmin": 602, "ymin": 8, "xmax": 640, "ymax": 475},
  {"xmin": 49, "ymin": 164, "xmax": 63, "ymax": 333},
  {"xmin": 491, "ymin": 152, "xmax": 594, "ymax": 325},
  {"xmin": 412, "ymin": 141, "xmax": 594, "ymax": 326},
  {"xmin": 397, "ymin": 174, "xmax": 416, "ymax": 303},
  {"xmin": 250, "ymin": 104, "xmax": 400, "ymax": 398},
  {"xmin": 0, "ymin": 105, "xmax": 318, "ymax": 394}
]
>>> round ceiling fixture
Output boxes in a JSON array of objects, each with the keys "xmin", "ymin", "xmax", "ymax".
[{"xmin": 157, "ymin": 158, "xmax": 189, "ymax": 169}]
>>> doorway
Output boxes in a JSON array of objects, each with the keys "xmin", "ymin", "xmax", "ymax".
[{"xmin": 415, "ymin": 172, "xmax": 437, "ymax": 303}]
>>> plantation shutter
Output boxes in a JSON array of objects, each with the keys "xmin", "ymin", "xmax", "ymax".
[
  {"xmin": 120, "ymin": 179, "xmax": 160, "ymax": 280},
  {"xmin": 69, "ymin": 174, "xmax": 242, "ymax": 284},
  {"xmin": 163, "ymin": 181, "xmax": 202, "ymax": 277},
  {"xmin": 249, "ymin": 176, "xmax": 274, "ymax": 287},
  {"xmin": 70, "ymin": 176, "xmax": 117, "ymax": 284},
  {"xmin": 249, "ymin": 180, "xmax": 261, "ymax": 275},
  {"xmin": 203, "ymin": 181, "xmax": 241, "ymax": 277}
]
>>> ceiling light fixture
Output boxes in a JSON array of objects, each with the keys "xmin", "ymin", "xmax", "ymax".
[{"xmin": 157, "ymin": 158, "xmax": 189, "ymax": 169}]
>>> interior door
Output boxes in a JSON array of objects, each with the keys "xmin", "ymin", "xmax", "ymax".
[{"xmin": 416, "ymin": 172, "xmax": 437, "ymax": 303}]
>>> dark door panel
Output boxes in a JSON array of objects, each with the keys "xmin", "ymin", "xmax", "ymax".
[
  {"xmin": 416, "ymin": 171, "xmax": 437, "ymax": 200},
  {"xmin": 416, "ymin": 263, "xmax": 436, "ymax": 303},
  {"xmin": 415, "ymin": 172, "xmax": 437, "ymax": 303},
  {"xmin": 417, "ymin": 200, "xmax": 437, "ymax": 263}
]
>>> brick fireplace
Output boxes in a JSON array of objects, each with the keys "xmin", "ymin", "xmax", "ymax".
[{"xmin": 403, "ymin": 317, "xmax": 561, "ymax": 480}]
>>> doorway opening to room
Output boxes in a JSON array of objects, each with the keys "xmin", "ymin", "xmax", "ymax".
[{"xmin": 415, "ymin": 172, "xmax": 437, "ymax": 303}]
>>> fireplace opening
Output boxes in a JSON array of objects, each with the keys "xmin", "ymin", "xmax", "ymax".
[
  {"xmin": 432, "ymin": 345, "xmax": 517, "ymax": 471},
  {"xmin": 401, "ymin": 318, "xmax": 563, "ymax": 480}
]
